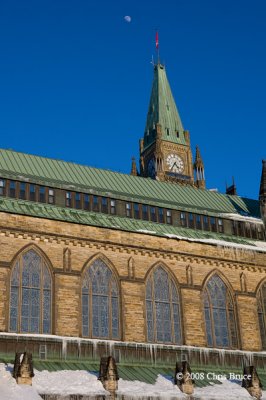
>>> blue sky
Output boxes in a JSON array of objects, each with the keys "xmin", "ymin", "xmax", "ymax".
[{"xmin": 0, "ymin": 0, "xmax": 265, "ymax": 200}]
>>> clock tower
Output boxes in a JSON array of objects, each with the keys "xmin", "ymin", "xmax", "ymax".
[{"xmin": 139, "ymin": 63, "xmax": 194, "ymax": 185}]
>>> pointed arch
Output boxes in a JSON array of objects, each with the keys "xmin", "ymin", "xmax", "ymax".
[
  {"xmin": 81, "ymin": 255, "xmax": 120, "ymax": 340},
  {"xmin": 203, "ymin": 271, "xmax": 238, "ymax": 349},
  {"xmin": 145, "ymin": 263, "xmax": 182, "ymax": 344},
  {"xmin": 9, "ymin": 246, "xmax": 52, "ymax": 334},
  {"xmin": 256, "ymin": 278, "xmax": 266, "ymax": 350}
]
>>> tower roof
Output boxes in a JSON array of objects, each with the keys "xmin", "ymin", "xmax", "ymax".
[
  {"xmin": 143, "ymin": 64, "xmax": 187, "ymax": 150},
  {"xmin": 259, "ymin": 160, "xmax": 266, "ymax": 198}
]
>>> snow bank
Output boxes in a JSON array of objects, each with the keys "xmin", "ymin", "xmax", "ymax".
[
  {"xmin": 33, "ymin": 369, "xmax": 108, "ymax": 396},
  {"xmin": 1, "ymin": 363, "xmax": 266, "ymax": 399},
  {"xmin": 117, "ymin": 375, "xmax": 186, "ymax": 398},
  {"xmin": 0, "ymin": 363, "xmax": 41, "ymax": 400}
]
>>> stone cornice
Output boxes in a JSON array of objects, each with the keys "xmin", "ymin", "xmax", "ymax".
[{"xmin": 0, "ymin": 224, "xmax": 265, "ymax": 272}]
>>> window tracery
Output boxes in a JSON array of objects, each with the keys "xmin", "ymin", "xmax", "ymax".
[
  {"xmin": 203, "ymin": 274, "xmax": 237, "ymax": 348},
  {"xmin": 146, "ymin": 266, "xmax": 182, "ymax": 344},
  {"xmin": 82, "ymin": 258, "xmax": 119, "ymax": 339},
  {"xmin": 9, "ymin": 249, "xmax": 52, "ymax": 334},
  {"xmin": 258, "ymin": 282, "xmax": 266, "ymax": 350}
]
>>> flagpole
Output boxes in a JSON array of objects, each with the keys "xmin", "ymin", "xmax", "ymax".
[{"xmin": 155, "ymin": 31, "xmax": 160, "ymax": 65}]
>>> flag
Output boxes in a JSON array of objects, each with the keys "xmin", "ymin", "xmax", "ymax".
[{"xmin": 155, "ymin": 32, "xmax": 159, "ymax": 49}]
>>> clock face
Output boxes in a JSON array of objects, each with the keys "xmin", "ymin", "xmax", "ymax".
[
  {"xmin": 166, "ymin": 153, "xmax": 184, "ymax": 173},
  {"xmin": 148, "ymin": 158, "xmax": 156, "ymax": 178}
]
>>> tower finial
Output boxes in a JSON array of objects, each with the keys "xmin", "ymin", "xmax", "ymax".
[
  {"xmin": 130, "ymin": 157, "xmax": 138, "ymax": 176},
  {"xmin": 193, "ymin": 146, "xmax": 206, "ymax": 189}
]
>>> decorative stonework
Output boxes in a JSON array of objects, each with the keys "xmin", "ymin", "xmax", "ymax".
[
  {"xmin": 13, "ymin": 352, "xmax": 34, "ymax": 385},
  {"xmin": 98, "ymin": 356, "xmax": 119, "ymax": 396}
]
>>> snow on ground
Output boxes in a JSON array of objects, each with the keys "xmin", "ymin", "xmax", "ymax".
[
  {"xmin": 117, "ymin": 375, "xmax": 187, "ymax": 398},
  {"xmin": 0, "ymin": 363, "xmax": 41, "ymax": 400},
  {"xmin": 1, "ymin": 363, "xmax": 266, "ymax": 399},
  {"xmin": 194, "ymin": 380, "xmax": 259, "ymax": 399},
  {"xmin": 33, "ymin": 368, "xmax": 108, "ymax": 396}
]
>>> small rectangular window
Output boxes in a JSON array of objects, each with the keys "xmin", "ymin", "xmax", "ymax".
[
  {"xmin": 203, "ymin": 216, "xmax": 209, "ymax": 231},
  {"xmin": 84, "ymin": 194, "xmax": 90, "ymax": 210},
  {"xmin": 257, "ymin": 226, "xmax": 263, "ymax": 240},
  {"xmin": 134, "ymin": 203, "xmax": 140, "ymax": 219},
  {"xmin": 158, "ymin": 208, "xmax": 164, "ymax": 223},
  {"xmin": 142, "ymin": 204, "xmax": 149, "ymax": 221},
  {"xmin": 101, "ymin": 197, "xmax": 108, "ymax": 213},
  {"xmin": 188, "ymin": 213, "xmax": 194, "ymax": 228},
  {"xmin": 238, "ymin": 221, "xmax": 245, "ymax": 236},
  {"xmin": 29, "ymin": 184, "xmax": 36, "ymax": 201},
  {"xmin": 218, "ymin": 218, "xmax": 224, "ymax": 233},
  {"xmin": 93, "ymin": 195, "xmax": 99, "ymax": 212},
  {"xmin": 126, "ymin": 203, "xmax": 132, "ymax": 217},
  {"xmin": 110, "ymin": 199, "xmax": 116, "ymax": 215},
  {"xmin": 150, "ymin": 206, "xmax": 156, "ymax": 222},
  {"xmin": 19, "ymin": 182, "xmax": 26, "ymax": 200},
  {"xmin": 39, "ymin": 186, "xmax": 46, "ymax": 203},
  {"xmin": 0, "ymin": 179, "xmax": 6, "ymax": 196},
  {"xmin": 9, "ymin": 180, "xmax": 16, "ymax": 198},
  {"xmin": 232, "ymin": 220, "xmax": 237, "ymax": 235},
  {"xmin": 48, "ymin": 188, "xmax": 55, "ymax": 204},
  {"xmin": 166, "ymin": 209, "xmax": 172, "ymax": 224},
  {"xmin": 75, "ymin": 192, "xmax": 81, "ymax": 209},
  {"xmin": 251, "ymin": 224, "xmax": 257, "ymax": 239},
  {"xmin": 245, "ymin": 222, "xmax": 251, "ymax": 238},
  {"xmin": 180, "ymin": 212, "xmax": 187, "ymax": 227},
  {"xmin": 210, "ymin": 217, "xmax": 217, "ymax": 232},
  {"xmin": 39, "ymin": 344, "xmax": 47, "ymax": 360},
  {"xmin": 66, "ymin": 191, "xmax": 72, "ymax": 207},
  {"xmin": 196, "ymin": 214, "xmax": 202, "ymax": 230}
]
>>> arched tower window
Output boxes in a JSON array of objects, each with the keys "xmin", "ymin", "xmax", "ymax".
[
  {"xmin": 203, "ymin": 274, "xmax": 237, "ymax": 348},
  {"xmin": 257, "ymin": 282, "xmax": 266, "ymax": 350},
  {"xmin": 146, "ymin": 266, "xmax": 182, "ymax": 344},
  {"xmin": 82, "ymin": 258, "xmax": 119, "ymax": 339},
  {"xmin": 9, "ymin": 249, "xmax": 52, "ymax": 334}
]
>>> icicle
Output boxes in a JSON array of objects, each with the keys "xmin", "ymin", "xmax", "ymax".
[
  {"xmin": 92, "ymin": 339, "xmax": 98, "ymax": 359},
  {"xmin": 62, "ymin": 338, "xmax": 67, "ymax": 360}
]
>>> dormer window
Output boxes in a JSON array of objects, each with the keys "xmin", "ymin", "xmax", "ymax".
[
  {"xmin": 0, "ymin": 179, "xmax": 6, "ymax": 196},
  {"xmin": 166, "ymin": 128, "xmax": 170, "ymax": 136},
  {"xmin": 19, "ymin": 182, "xmax": 26, "ymax": 200},
  {"xmin": 176, "ymin": 131, "xmax": 179, "ymax": 138},
  {"xmin": 66, "ymin": 191, "xmax": 72, "ymax": 207},
  {"xmin": 39, "ymin": 186, "xmax": 46, "ymax": 203},
  {"xmin": 29, "ymin": 184, "xmax": 36, "ymax": 201},
  {"xmin": 48, "ymin": 189, "xmax": 55, "ymax": 204},
  {"xmin": 9, "ymin": 181, "xmax": 16, "ymax": 198}
]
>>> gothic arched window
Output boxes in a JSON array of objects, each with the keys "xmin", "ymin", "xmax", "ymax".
[
  {"xmin": 204, "ymin": 274, "xmax": 237, "ymax": 348},
  {"xmin": 82, "ymin": 259, "xmax": 119, "ymax": 339},
  {"xmin": 257, "ymin": 282, "xmax": 266, "ymax": 350},
  {"xmin": 9, "ymin": 249, "xmax": 52, "ymax": 334},
  {"xmin": 146, "ymin": 266, "xmax": 182, "ymax": 344}
]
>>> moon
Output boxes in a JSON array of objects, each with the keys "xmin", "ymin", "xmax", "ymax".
[{"xmin": 124, "ymin": 16, "xmax": 131, "ymax": 23}]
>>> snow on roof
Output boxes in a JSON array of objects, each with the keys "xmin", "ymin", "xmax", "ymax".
[
  {"xmin": 218, "ymin": 213, "xmax": 264, "ymax": 224},
  {"xmin": 164, "ymin": 233, "xmax": 266, "ymax": 253}
]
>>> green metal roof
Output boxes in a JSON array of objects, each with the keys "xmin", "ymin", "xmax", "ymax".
[
  {"xmin": 0, "ymin": 197, "xmax": 261, "ymax": 247},
  {"xmin": 0, "ymin": 149, "xmax": 261, "ymax": 218},
  {"xmin": 143, "ymin": 63, "xmax": 187, "ymax": 149}
]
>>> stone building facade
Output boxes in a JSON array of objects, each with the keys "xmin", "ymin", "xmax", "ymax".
[{"xmin": 0, "ymin": 62, "xmax": 265, "ymax": 362}]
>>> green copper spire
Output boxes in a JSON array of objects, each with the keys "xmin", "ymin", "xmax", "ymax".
[{"xmin": 143, "ymin": 64, "xmax": 186, "ymax": 149}]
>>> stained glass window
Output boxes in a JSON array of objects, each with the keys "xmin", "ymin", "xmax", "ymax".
[
  {"xmin": 204, "ymin": 274, "xmax": 237, "ymax": 348},
  {"xmin": 82, "ymin": 259, "xmax": 119, "ymax": 339},
  {"xmin": 9, "ymin": 249, "xmax": 52, "ymax": 334},
  {"xmin": 258, "ymin": 282, "xmax": 266, "ymax": 350},
  {"xmin": 145, "ymin": 266, "xmax": 182, "ymax": 344}
]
